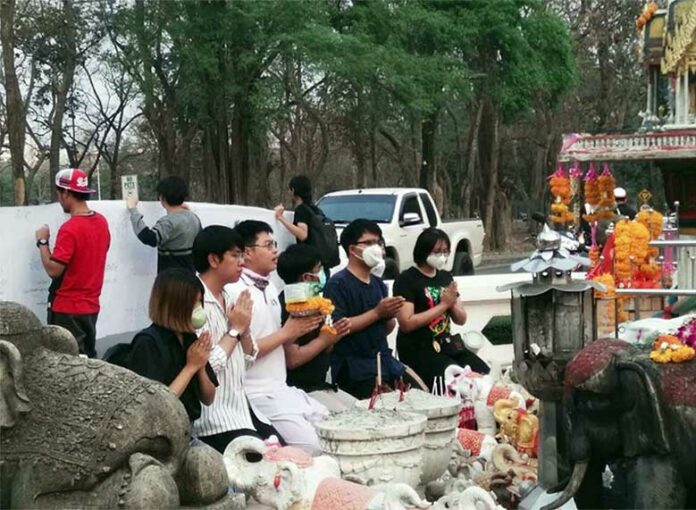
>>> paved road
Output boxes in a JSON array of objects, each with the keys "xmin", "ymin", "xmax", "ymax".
[{"xmin": 476, "ymin": 262, "xmax": 515, "ymax": 275}]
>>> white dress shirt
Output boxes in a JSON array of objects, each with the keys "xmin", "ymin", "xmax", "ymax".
[{"xmin": 226, "ymin": 269, "xmax": 285, "ymax": 399}]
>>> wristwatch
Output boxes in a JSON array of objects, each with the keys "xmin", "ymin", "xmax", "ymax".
[
  {"xmin": 36, "ymin": 239, "xmax": 49, "ymax": 248},
  {"xmin": 227, "ymin": 328, "xmax": 241, "ymax": 339}
]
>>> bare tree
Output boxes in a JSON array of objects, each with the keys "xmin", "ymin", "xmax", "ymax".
[{"xmin": 1, "ymin": 0, "xmax": 27, "ymax": 205}]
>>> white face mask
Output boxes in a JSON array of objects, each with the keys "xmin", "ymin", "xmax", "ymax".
[
  {"xmin": 370, "ymin": 259, "xmax": 386, "ymax": 277},
  {"xmin": 426, "ymin": 253, "xmax": 448, "ymax": 271},
  {"xmin": 191, "ymin": 304, "xmax": 207, "ymax": 329},
  {"xmin": 357, "ymin": 244, "xmax": 384, "ymax": 269}
]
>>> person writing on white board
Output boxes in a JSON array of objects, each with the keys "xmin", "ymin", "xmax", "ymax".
[
  {"xmin": 35, "ymin": 168, "xmax": 111, "ymax": 358},
  {"xmin": 127, "ymin": 176, "xmax": 202, "ymax": 273}
]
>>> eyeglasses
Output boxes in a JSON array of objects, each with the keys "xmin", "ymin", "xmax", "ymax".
[
  {"xmin": 248, "ymin": 240, "xmax": 278, "ymax": 250},
  {"xmin": 355, "ymin": 239, "xmax": 385, "ymax": 248}
]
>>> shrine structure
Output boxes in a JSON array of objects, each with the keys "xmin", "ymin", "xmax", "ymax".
[{"xmin": 558, "ymin": 0, "xmax": 696, "ymax": 234}]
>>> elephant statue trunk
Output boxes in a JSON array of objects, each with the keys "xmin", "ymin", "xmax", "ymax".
[{"xmin": 540, "ymin": 461, "xmax": 588, "ymax": 510}]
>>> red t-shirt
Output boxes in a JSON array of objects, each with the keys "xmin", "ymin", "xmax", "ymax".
[{"xmin": 50, "ymin": 212, "xmax": 111, "ymax": 314}]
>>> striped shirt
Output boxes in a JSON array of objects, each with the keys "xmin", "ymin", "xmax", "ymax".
[{"xmin": 192, "ymin": 280, "xmax": 266, "ymax": 438}]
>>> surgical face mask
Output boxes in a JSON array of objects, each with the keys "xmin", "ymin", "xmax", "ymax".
[
  {"xmin": 370, "ymin": 259, "xmax": 386, "ymax": 278},
  {"xmin": 308, "ymin": 269, "xmax": 327, "ymax": 295},
  {"xmin": 191, "ymin": 304, "xmax": 207, "ymax": 329},
  {"xmin": 357, "ymin": 244, "xmax": 384, "ymax": 268},
  {"xmin": 426, "ymin": 253, "xmax": 448, "ymax": 271}
]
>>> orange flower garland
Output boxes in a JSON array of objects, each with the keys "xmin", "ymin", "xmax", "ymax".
[
  {"xmin": 636, "ymin": 208, "xmax": 663, "ymax": 259},
  {"xmin": 592, "ymin": 273, "xmax": 628, "ymax": 323},
  {"xmin": 613, "ymin": 219, "xmax": 650, "ymax": 284},
  {"xmin": 650, "ymin": 335, "xmax": 695, "ymax": 363},
  {"xmin": 548, "ymin": 165, "xmax": 574, "ymax": 225},
  {"xmin": 596, "ymin": 163, "xmax": 616, "ymax": 220}
]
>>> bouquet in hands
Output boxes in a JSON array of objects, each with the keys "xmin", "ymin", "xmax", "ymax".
[{"xmin": 284, "ymin": 283, "xmax": 337, "ymax": 334}]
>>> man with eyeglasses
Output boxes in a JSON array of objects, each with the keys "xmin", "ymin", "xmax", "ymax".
[
  {"xmin": 323, "ymin": 219, "xmax": 421, "ymax": 399},
  {"xmin": 226, "ymin": 220, "xmax": 328, "ymax": 454}
]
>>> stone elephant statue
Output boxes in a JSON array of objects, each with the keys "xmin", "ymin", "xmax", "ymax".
[
  {"xmin": 223, "ymin": 436, "xmax": 429, "ymax": 509},
  {"xmin": 0, "ymin": 301, "xmax": 238, "ymax": 509},
  {"xmin": 430, "ymin": 485, "xmax": 503, "ymax": 510},
  {"xmin": 544, "ymin": 339, "xmax": 696, "ymax": 510}
]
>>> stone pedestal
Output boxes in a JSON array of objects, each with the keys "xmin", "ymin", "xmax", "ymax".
[
  {"xmin": 315, "ymin": 408, "xmax": 426, "ymax": 487},
  {"xmin": 355, "ymin": 389, "xmax": 460, "ymax": 484}
]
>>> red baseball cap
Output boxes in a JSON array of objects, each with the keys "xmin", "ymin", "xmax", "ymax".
[{"xmin": 55, "ymin": 168, "xmax": 96, "ymax": 194}]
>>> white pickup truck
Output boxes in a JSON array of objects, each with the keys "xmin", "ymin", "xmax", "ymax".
[{"xmin": 317, "ymin": 188, "xmax": 485, "ymax": 278}]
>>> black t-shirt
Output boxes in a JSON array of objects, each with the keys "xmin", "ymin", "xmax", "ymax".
[
  {"xmin": 393, "ymin": 267, "xmax": 454, "ymax": 360},
  {"xmin": 293, "ymin": 203, "xmax": 317, "ymax": 246},
  {"xmin": 279, "ymin": 293, "xmax": 331, "ymax": 393},
  {"xmin": 128, "ymin": 324, "xmax": 215, "ymax": 422}
]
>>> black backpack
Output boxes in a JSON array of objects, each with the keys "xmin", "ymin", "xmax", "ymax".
[
  {"xmin": 303, "ymin": 204, "xmax": 340, "ymax": 269},
  {"xmin": 102, "ymin": 325, "xmax": 162, "ymax": 369}
]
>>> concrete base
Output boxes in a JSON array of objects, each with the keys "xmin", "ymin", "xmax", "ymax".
[{"xmin": 518, "ymin": 485, "xmax": 577, "ymax": 510}]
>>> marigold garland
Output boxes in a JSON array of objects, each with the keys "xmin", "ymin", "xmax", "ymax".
[
  {"xmin": 650, "ymin": 335, "xmax": 695, "ymax": 364},
  {"xmin": 591, "ymin": 273, "xmax": 628, "ymax": 323},
  {"xmin": 613, "ymin": 219, "xmax": 650, "ymax": 284},
  {"xmin": 548, "ymin": 165, "xmax": 574, "ymax": 225},
  {"xmin": 636, "ymin": 208, "xmax": 663, "ymax": 259},
  {"xmin": 596, "ymin": 163, "xmax": 616, "ymax": 220},
  {"xmin": 583, "ymin": 164, "xmax": 600, "ymax": 224}
]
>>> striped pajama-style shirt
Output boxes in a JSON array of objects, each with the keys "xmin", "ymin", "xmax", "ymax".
[{"xmin": 192, "ymin": 280, "xmax": 264, "ymax": 438}]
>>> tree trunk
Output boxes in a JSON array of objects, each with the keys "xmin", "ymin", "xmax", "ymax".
[
  {"xmin": 231, "ymin": 91, "xmax": 252, "ymax": 204},
  {"xmin": 483, "ymin": 105, "xmax": 500, "ymax": 251},
  {"xmin": 49, "ymin": 0, "xmax": 77, "ymax": 188},
  {"xmin": 420, "ymin": 109, "xmax": 439, "ymax": 190},
  {"xmin": 1, "ymin": 0, "xmax": 27, "ymax": 205},
  {"xmin": 462, "ymin": 101, "xmax": 484, "ymax": 217}
]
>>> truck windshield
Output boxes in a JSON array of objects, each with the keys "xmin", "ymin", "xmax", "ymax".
[{"xmin": 317, "ymin": 194, "xmax": 396, "ymax": 223}]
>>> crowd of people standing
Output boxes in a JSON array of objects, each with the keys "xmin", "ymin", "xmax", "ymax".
[{"xmin": 36, "ymin": 168, "xmax": 489, "ymax": 455}]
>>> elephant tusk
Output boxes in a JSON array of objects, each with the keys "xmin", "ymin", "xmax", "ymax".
[{"xmin": 540, "ymin": 461, "xmax": 588, "ymax": 510}]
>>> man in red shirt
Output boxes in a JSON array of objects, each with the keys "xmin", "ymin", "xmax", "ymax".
[{"xmin": 35, "ymin": 168, "xmax": 111, "ymax": 357}]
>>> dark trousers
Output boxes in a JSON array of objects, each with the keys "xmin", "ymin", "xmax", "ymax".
[
  {"xmin": 399, "ymin": 346, "xmax": 490, "ymax": 391},
  {"xmin": 198, "ymin": 409, "xmax": 284, "ymax": 454},
  {"xmin": 47, "ymin": 310, "xmax": 98, "ymax": 358}
]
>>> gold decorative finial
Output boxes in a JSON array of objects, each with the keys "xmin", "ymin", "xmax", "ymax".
[{"xmin": 638, "ymin": 189, "xmax": 653, "ymax": 206}]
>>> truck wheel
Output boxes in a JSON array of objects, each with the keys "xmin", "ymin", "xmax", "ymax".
[
  {"xmin": 384, "ymin": 257, "xmax": 400, "ymax": 280},
  {"xmin": 452, "ymin": 252, "xmax": 474, "ymax": 276}
]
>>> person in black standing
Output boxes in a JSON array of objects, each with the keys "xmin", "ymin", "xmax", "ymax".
[
  {"xmin": 274, "ymin": 175, "xmax": 333, "ymax": 279},
  {"xmin": 127, "ymin": 268, "xmax": 217, "ymax": 423},
  {"xmin": 393, "ymin": 228, "xmax": 489, "ymax": 389}
]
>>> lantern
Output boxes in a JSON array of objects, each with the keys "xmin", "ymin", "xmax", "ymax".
[{"xmin": 498, "ymin": 226, "xmax": 604, "ymax": 491}]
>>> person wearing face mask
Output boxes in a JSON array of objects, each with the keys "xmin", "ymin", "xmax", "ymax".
[
  {"xmin": 127, "ymin": 268, "xmax": 218, "ymax": 423},
  {"xmin": 393, "ymin": 228, "xmax": 489, "ymax": 389},
  {"xmin": 276, "ymin": 244, "xmax": 355, "ymax": 412},
  {"xmin": 323, "ymin": 219, "xmax": 425, "ymax": 399}
]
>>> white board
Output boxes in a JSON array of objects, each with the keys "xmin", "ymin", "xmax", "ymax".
[{"xmin": 0, "ymin": 201, "xmax": 295, "ymax": 338}]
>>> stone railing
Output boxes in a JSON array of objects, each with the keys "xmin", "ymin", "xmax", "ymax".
[{"xmin": 558, "ymin": 129, "xmax": 696, "ymax": 162}]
